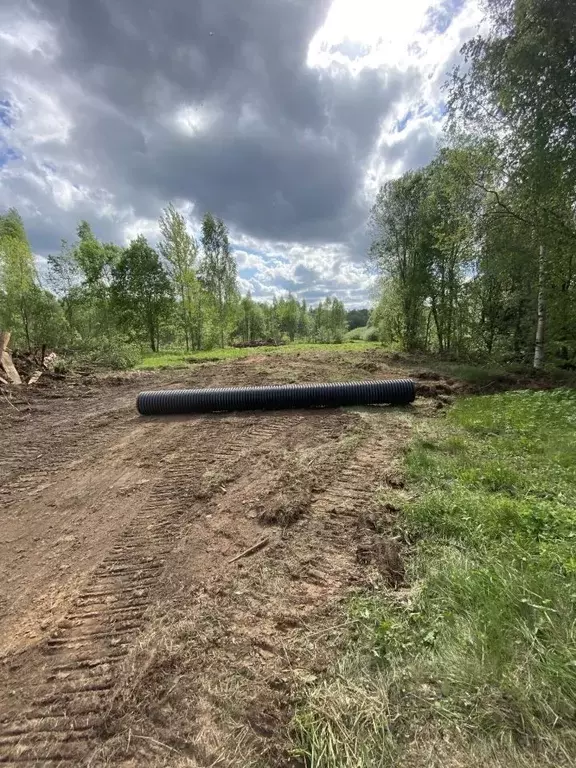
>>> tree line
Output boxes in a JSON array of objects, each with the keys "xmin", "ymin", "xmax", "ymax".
[
  {"xmin": 370, "ymin": 0, "xmax": 576, "ymax": 368},
  {"xmin": 0, "ymin": 206, "xmax": 351, "ymax": 365}
]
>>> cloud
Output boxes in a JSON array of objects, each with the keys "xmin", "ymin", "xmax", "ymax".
[{"xmin": 0, "ymin": 0, "xmax": 482, "ymax": 306}]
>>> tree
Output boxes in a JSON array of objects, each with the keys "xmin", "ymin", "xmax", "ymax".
[
  {"xmin": 298, "ymin": 299, "xmax": 311, "ymax": 340},
  {"xmin": 278, "ymin": 294, "xmax": 300, "ymax": 342},
  {"xmin": 48, "ymin": 221, "xmax": 123, "ymax": 342},
  {"xmin": 25, "ymin": 286, "xmax": 71, "ymax": 349},
  {"xmin": 346, "ymin": 308, "xmax": 370, "ymax": 330},
  {"xmin": 46, "ymin": 240, "xmax": 83, "ymax": 331},
  {"xmin": 448, "ymin": 0, "xmax": 576, "ymax": 365},
  {"xmin": 74, "ymin": 221, "xmax": 119, "ymax": 287},
  {"xmin": 111, "ymin": 236, "xmax": 173, "ymax": 351},
  {"xmin": 329, "ymin": 297, "xmax": 347, "ymax": 342},
  {"xmin": 425, "ymin": 147, "xmax": 484, "ymax": 355},
  {"xmin": 369, "ymin": 172, "xmax": 431, "ymax": 350},
  {"xmin": 237, "ymin": 293, "xmax": 265, "ymax": 343},
  {"xmin": 371, "ymin": 279, "xmax": 404, "ymax": 345},
  {"xmin": 158, "ymin": 203, "xmax": 201, "ymax": 351},
  {"xmin": 199, "ymin": 213, "xmax": 239, "ymax": 348},
  {"xmin": 0, "ymin": 209, "xmax": 37, "ymax": 348}
]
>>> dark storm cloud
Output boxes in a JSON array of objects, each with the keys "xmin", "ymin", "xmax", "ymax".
[
  {"xmin": 1, "ymin": 0, "xmax": 482, "ymax": 306},
  {"xmin": 2, "ymin": 0, "xmax": 415, "ymax": 250}
]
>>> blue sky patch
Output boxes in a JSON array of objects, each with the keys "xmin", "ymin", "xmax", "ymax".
[
  {"xmin": 395, "ymin": 110, "xmax": 414, "ymax": 133},
  {"xmin": 0, "ymin": 99, "xmax": 13, "ymax": 128},
  {"xmin": 0, "ymin": 146, "xmax": 21, "ymax": 168},
  {"xmin": 423, "ymin": 0, "xmax": 466, "ymax": 35}
]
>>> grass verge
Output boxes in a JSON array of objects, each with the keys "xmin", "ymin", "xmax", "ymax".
[
  {"xmin": 294, "ymin": 388, "xmax": 576, "ymax": 767},
  {"xmin": 136, "ymin": 341, "xmax": 382, "ymax": 369}
]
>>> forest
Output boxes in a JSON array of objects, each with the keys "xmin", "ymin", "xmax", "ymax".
[
  {"xmin": 370, "ymin": 0, "xmax": 575, "ymax": 369},
  {"xmin": 0, "ymin": 206, "xmax": 350, "ymax": 369}
]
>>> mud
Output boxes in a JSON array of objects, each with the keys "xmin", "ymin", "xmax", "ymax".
[{"xmin": 0, "ymin": 350, "xmax": 441, "ymax": 766}]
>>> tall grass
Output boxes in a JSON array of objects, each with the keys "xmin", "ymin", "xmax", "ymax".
[{"xmin": 294, "ymin": 389, "xmax": 576, "ymax": 767}]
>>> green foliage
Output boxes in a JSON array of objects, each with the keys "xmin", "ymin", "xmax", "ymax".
[
  {"xmin": 158, "ymin": 203, "xmax": 203, "ymax": 350},
  {"xmin": 369, "ymin": 2, "xmax": 576, "ymax": 366},
  {"xmin": 310, "ymin": 297, "xmax": 348, "ymax": 343},
  {"xmin": 74, "ymin": 337, "xmax": 142, "ymax": 370},
  {"xmin": 370, "ymin": 279, "xmax": 404, "ymax": 345},
  {"xmin": 276, "ymin": 293, "xmax": 301, "ymax": 342},
  {"xmin": 346, "ymin": 308, "xmax": 370, "ymax": 330},
  {"xmin": 111, "ymin": 235, "xmax": 172, "ymax": 351},
  {"xmin": 344, "ymin": 325, "xmax": 379, "ymax": 342},
  {"xmin": 25, "ymin": 287, "xmax": 71, "ymax": 349},
  {"xmin": 343, "ymin": 326, "xmax": 365, "ymax": 340},
  {"xmin": 295, "ymin": 390, "xmax": 576, "ymax": 767},
  {"xmin": 362, "ymin": 326, "xmax": 379, "ymax": 342},
  {"xmin": 199, "ymin": 212, "xmax": 239, "ymax": 348},
  {"xmin": 0, "ymin": 209, "xmax": 38, "ymax": 348},
  {"xmin": 236, "ymin": 292, "xmax": 266, "ymax": 343},
  {"xmin": 74, "ymin": 221, "xmax": 119, "ymax": 286},
  {"xmin": 2, "ymin": 205, "xmax": 386, "ymax": 369},
  {"xmin": 369, "ymin": 171, "xmax": 430, "ymax": 350}
]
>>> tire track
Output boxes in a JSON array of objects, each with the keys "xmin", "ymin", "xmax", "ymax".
[
  {"xmin": 311, "ymin": 417, "xmax": 409, "ymax": 517},
  {"xmin": 0, "ymin": 410, "xmax": 313, "ymax": 766}
]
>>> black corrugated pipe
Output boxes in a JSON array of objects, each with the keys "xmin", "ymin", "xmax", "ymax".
[{"xmin": 137, "ymin": 379, "xmax": 415, "ymax": 415}]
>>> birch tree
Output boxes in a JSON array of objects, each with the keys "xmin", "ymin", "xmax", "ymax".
[{"xmin": 199, "ymin": 213, "xmax": 239, "ymax": 348}]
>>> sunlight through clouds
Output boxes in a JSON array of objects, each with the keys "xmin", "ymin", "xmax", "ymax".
[{"xmin": 0, "ymin": 0, "xmax": 484, "ymax": 307}]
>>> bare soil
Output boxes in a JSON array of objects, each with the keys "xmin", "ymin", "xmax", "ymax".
[{"xmin": 0, "ymin": 350, "xmax": 445, "ymax": 767}]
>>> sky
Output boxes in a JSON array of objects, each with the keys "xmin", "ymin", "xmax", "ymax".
[{"xmin": 0, "ymin": 0, "xmax": 482, "ymax": 307}]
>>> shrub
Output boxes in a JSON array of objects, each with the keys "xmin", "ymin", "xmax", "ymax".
[
  {"xmin": 76, "ymin": 338, "xmax": 142, "ymax": 370},
  {"xmin": 363, "ymin": 326, "xmax": 379, "ymax": 342},
  {"xmin": 344, "ymin": 327, "xmax": 365, "ymax": 340}
]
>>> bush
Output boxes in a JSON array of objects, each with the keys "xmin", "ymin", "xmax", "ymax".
[
  {"xmin": 344, "ymin": 327, "xmax": 365, "ymax": 341},
  {"xmin": 344, "ymin": 326, "xmax": 380, "ymax": 342},
  {"xmin": 76, "ymin": 338, "xmax": 142, "ymax": 370},
  {"xmin": 363, "ymin": 326, "xmax": 379, "ymax": 342}
]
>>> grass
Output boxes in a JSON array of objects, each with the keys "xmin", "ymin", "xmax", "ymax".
[
  {"xmin": 136, "ymin": 341, "xmax": 382, "ymax": 369},
  {"xmin": 294, "ymin": 388, "xmax": 576, "ymax": 767}
]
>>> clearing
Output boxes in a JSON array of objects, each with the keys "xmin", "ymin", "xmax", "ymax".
[{"xmin": 0, "ymin": 347, "xmax": 560, "ymax": 767}]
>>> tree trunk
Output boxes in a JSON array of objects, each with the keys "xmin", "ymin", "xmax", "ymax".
[
  {"xmin": 431, "ymin": 300, "xmax": 444, "ymax": 354},
  {"xmin": 424, "ymin": 308, "xmax": 432, "ymax": 350},
  {"xmin": 0, "ymin": 331, "xmax": 22, "ymax": 385},
  {"xmin": 533, "ymin": 244, "xmax": 546, "ymax": 370}
]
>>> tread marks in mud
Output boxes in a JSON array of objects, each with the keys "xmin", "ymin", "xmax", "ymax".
[
  {"xmin": 0, "ymin": 411, "xmax": 315, "ymax": 765},
  {"xmin": 311, "ymin": 428, "xmax": 403, "ymax": 516},
  {"xmin": 0, "ymin": 421, "xmax": 214, "ymax": 765}
]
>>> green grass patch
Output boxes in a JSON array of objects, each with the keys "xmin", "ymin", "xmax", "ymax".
[
  {"xmin": 136, "ymin": 341, "xmax": 382, "ymax": 369},
  {"xmin": 410, "ymin": 357, "xmax": 576, "ymax": 387},
  {"xmin": 294, "ymin": 389, "xmax": 576, "ymax": 767}
]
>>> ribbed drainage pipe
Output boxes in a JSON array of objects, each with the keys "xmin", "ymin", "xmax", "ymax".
[{"xmin": 137, "ymin": 379, "xmax": 415, "ymax": 415}]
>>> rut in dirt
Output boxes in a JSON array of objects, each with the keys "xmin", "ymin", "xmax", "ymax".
[{"xmin": 0, "ymin": 410, "xmax": 343, "ymax": 766}]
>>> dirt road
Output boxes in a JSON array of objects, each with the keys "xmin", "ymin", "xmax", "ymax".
[{"xmin": 0, "ymin": 350, "xmax": 438, "ymax": 766}]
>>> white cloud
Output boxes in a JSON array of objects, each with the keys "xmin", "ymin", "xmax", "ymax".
[
  {"xmin": 171, "ymin": 103, "xmax": 220, "ymax": 137},
  {"xmin": 0, "ymin": 0, "xmax": 485, "ymax": 309}
]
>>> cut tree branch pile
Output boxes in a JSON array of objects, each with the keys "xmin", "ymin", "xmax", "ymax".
[{"xmin": 0, "ymin": 332, "xmax": 60, "ymax": 386}]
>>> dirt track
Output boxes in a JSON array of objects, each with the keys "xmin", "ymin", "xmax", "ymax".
[{"xmin": 0, "ymin": 350, "xmax": 440, "ymax": 766}]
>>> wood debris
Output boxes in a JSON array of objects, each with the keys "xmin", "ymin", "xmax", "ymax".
[
  {"xmin": 228, "ymin": 536, "xmax": 270, "ymax": 564},
  {"xmin": 0, "ymin": 332, "xmax": 22, "ymax": 385}
]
